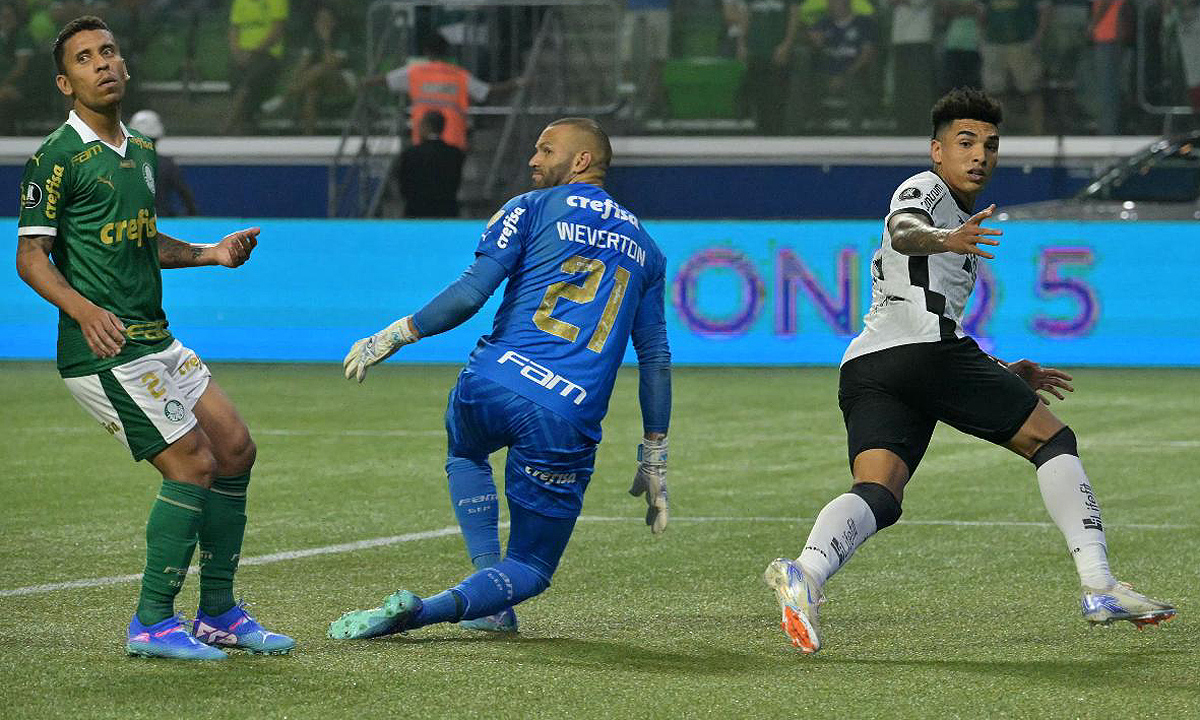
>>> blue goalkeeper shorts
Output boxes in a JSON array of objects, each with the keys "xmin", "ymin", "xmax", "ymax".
[{"xmin": 445, "ymin": 370, "xmax": 596, "ymax": 518}]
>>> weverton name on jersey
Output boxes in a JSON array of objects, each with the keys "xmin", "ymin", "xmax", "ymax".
[{"xmin": 555, "ymin": 221, "xmax": 647, "ymax": 266}]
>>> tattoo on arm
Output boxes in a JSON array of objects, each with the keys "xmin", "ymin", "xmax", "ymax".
[
  {"xmin": 156, "ymin": 233, "xmax": 207, "ymax": 269},
  {"xmin": 888, "ymin": 211, "xmax": 950, "ymax": 256}
]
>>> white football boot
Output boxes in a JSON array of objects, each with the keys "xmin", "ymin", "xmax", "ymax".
[
  {"xmin": 764, "ymin": 557, "xmax": 824, "ymax": 654},
  {"xmin": 1081, "ymin": 581, "xmax": 1176, "ymax": 628}
]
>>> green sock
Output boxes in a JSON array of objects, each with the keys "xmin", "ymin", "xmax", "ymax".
[
  {"xmin": 137, "ymin": 480, "xmax": 206, "ymax": 626},
  {"xmin": 198, "ymin": 473, "xmax": 250, "ymax": 617}
]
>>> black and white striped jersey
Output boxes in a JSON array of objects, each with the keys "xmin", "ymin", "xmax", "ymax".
[{"xmin": 842, "ymin": 170, "xmax": 977, "ymax": 365}]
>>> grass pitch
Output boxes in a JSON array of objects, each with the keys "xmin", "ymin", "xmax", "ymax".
[{"xmin": 1, "ymin": 362, "xmax": 1196, "ymax": 719}]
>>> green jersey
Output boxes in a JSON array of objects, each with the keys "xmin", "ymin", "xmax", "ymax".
[{"xmin": 18, "ymin": 111, "xmax": 172, "ymax": 378}]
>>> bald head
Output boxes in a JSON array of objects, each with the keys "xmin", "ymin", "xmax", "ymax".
[
  {"xmin": 528, "ymin": 118, "xmax": 612, "ymax": 188},
  {"xmin": 547, "ymin": 117, "xmax": 612, "ymax": 170}
]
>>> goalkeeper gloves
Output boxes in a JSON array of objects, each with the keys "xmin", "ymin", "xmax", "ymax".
[
  {"xmin": 343, "ymin": 315, "xmax": 418, "ymax": 383},
  {"xmin": 628, "ymin": 436, "xmax": 668, "ymax": 535}
]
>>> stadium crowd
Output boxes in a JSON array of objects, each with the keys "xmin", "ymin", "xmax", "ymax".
[{"xmin": 0, "ymin": 0, "xmax": 1197, "ymax": 136}]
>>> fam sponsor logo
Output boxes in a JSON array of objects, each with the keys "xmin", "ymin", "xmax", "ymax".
[
  {"xmin": 72, "ymin": 145, "xmax": 102, "ymax": 165},
  {"xmin": 524, "ymin": 465, "xmax": 577, "ymax": 486},
  {"xmin": 566, "ymin": 194, "xmax": 640, "ymax": 228},
  {"xmin": 497, "ymin": 350, "xmax": 587, "ymax": 405},
  {"xmin": 457, "ymin": 492, "xmax": 498, "ymax": 514}
]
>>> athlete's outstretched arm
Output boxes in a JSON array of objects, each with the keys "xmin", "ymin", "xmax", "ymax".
[
  {"xmin": 628, "ymin": 273, "xmax": 672, "ymax": 534},
  {"xmin": 157, "ymin": 228, "xmax": 259, "ymax": 269},
  {"xmin": 16, "ymin": 235, "xmax": 126, "ymax": 358},
  {"xmin": 888, "ymin": 204, "xmax": 1002, "ymax": 258},
  {"xmin": 342, "ymin": 254, "xmax": 509, "ymax": 382}
]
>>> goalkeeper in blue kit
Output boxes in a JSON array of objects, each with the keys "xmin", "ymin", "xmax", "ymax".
[{"xmin": 330, "ymin": 118, "xmax": 671, "ymax": 637}]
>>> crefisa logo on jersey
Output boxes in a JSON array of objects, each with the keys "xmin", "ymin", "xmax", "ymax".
[
  {"xmin": 495, "ymin": 206, "xmax": 525, "ymax": 249},
  {"xmin": 22, "ymin": 182, "xmax": 42, "ymax": 209},
  {"xmin": 142, "ymin": 163, "xmax": 155, "ymax": 194}
]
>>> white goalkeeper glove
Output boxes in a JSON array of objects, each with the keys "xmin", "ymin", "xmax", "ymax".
[
  {"xmin": 628, "ymin": 436, "xmax": 668, "ymax": 535},
  {"xmin": 343, "ymin": 315, "xmax": 418, "ymax": 383}
]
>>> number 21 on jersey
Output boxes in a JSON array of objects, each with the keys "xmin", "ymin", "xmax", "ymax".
[{"xmin": 533, "ymin": 254, "xmax": 631, "ymax": 353}]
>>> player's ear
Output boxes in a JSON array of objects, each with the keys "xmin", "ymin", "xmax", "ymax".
[
  {"xmin": 55, "ymin": 73, "xmax": 73, "ymax": 98},
  {"xmin": 930, "ymin": 138, "xmax": 942, "ymax": 166},
  {"xmin": 573, "ymin": 150, "xmax": 592, "ymax": 173}
]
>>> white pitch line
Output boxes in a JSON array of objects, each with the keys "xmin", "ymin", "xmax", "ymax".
[
  {"xmin": 1, "ymin": 515, "xmax": 1191, "ymax": 599},
  {"xmin": 9, "ymin": 427, "xmax": 1200, "ymax": 446}
]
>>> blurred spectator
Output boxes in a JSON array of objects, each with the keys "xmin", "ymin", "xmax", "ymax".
[
  {"xmin": 0, "ymin": 0, "xmax": 34, "ymax": 134},
  {"xmin": 797, "ymin": 0, "xmax": 876, "ymax": 25},
  {"xmin": 809, "ymin": 0, "xmax": 878, "ymax": 131},
  {"xmin": 887, "ymin": 0, "xmax": 935, "ymax": 134},
  {"xmin": 938, "ymin": 0, "xmax": 982, "ymax": 94},
  {"xmin": 1167, "ymin": 0, "xmax": 1200, "ymax": 114},
  {"xmin": 728, "ymin": 0, "xmax": 802, "ymax": 135},
  {"xmin": 129, "ymin": 109, "xmax": 199, "ymax": 217},
  {"xmin": 1046, "ymin": 0, "xmax": 1094, "ymax": 119},
  {"xmin": 395, "ymin": 110, "xmax": 464, "ymax": 218},
  {"xmin": 280, "ymin": 3, "xmax": 355, "ymax": 135},
  {"xmin": 980, "ymin": 0, "xmax": 1051, "ymax": 134},
  {"xmin": 377, "ymin": 33, "xmax": 491, "ymax": 151},
  {"xmin": 1091, "ymin": 0, "xmax": 1134, "ymax": 134},
  {"xmin": 621, "ymin": 0, "xmax": 672, "ymax": 121},
  {"xmin": 226, "ymin": 0, "xmax": 289, "ymax": 134}
]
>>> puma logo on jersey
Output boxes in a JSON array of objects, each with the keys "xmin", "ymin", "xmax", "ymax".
[{"xmin": 96, "ymin": 175, "xmax": 115, "ymax": 190}]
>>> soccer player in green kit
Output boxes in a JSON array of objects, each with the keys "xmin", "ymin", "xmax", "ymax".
[{"xmin": 15, "ymin": 16, "xmax": 294, "ymax": 660}]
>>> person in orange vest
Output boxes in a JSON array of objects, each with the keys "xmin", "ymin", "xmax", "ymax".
[{"xmin": 380, "ymin": 33, "xmax": 491, "ymax": 151}]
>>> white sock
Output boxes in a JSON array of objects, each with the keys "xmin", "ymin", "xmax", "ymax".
[
  {"xmin": 797, "ymin": 492, "xmax": 878, "ymax": 588},
  {"xmin": 1036, "ymin": 454, "xmax": 1115, "ymax": 589}
]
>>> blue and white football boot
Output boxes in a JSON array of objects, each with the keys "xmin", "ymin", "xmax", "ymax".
[
  {"xmin": 193, "ymin": 602, "xmax": 296, "ymax": 654},
  {"xmin": 328, "ymin": 589, "xmax": 421, "ymax": 640},
  {"xmin": 459, "ymin": 607, "xmax": 519, "ymax": 633},
  {"xmin": 126, "ymin": 614, "xmax": 228, "ymax": 660},
  {"xmin": 764, "ymin": 557, "xmax": 824, "ymax": 654},
  {"xmin": 1081, "ymin": 582, "xmax": 1176, "ymax": 628}
]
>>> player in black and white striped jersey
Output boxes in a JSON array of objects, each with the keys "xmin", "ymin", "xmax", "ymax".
[{"xmin": 763, "ymin": 87, "xmax": 1175, "ymax": 655}]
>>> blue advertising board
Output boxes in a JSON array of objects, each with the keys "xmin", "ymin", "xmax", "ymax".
[{"xmin": 2, "ymin": 218, "xmax": 1196, "ymax": 366}]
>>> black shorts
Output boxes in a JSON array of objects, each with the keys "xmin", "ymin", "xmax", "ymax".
[{"xmin": 838, "ymin": 337, "xmax": 1040, "ymax": 476}]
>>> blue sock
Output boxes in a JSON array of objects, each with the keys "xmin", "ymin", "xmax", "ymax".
[
  {"xmin": 411, "ymin": 589, "xmax": 466, "ymax": 628},
  {"xmin": 453, "ymin": 559, "xmax": 549, "ymax": 621},
  {"xmin": 446, "ymin": 457, "xmax": 502, "ymax": 565}
]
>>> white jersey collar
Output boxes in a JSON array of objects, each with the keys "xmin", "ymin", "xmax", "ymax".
[{"xmin": 66, "ymin": 110, "xmax": 130, "ymax": 157}]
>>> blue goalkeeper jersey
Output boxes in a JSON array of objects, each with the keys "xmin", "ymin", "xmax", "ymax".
[{"xmin": 466, "ymin": 183, "xmax": 667, "ymax": 442}]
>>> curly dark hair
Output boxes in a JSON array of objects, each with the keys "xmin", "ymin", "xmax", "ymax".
[
  {"xmin": 931, "ymin": 87, "xmax": 1003, "ymax": 138},
  {"xmin": 53, "ymin": 15, "xmax": 112, "ymax": 74}
]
